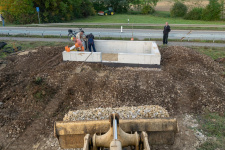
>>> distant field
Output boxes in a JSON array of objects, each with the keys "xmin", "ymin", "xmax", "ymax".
[{"xmin": 155, "ymin": 0, "xmax": 209, "ymax": 11}]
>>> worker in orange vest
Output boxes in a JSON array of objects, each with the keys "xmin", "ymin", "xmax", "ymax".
[{"xmin": 65, "ymin": 37, "xmax": 84, "ymax": 52}]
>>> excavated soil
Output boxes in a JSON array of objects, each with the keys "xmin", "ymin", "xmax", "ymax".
[{"xmin": 0, "ymin": 46, "xmax": 225, "ymax": 149}]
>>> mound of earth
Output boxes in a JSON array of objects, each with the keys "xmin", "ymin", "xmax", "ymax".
[{"xmin": 0, "ymin": 46, "xmax": 224, "ymax": 149}]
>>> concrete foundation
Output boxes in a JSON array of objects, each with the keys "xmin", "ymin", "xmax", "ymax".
[
  {"xmin": 62, "ymin": 51, "xmax": 102, "ymax": 62},
  {"xmin": 63, "ymin": 40, "xmax": 161, "ymax": 66}
]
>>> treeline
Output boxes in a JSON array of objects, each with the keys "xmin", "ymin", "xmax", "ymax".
[
  {"xmin": 0, "ymin": 0, "xmax": 159, "ymax": 24},
  {"xmin": 170, "ymin": 0, "xmax": 225, "ymax": 21},
  {"xmin": 0, "ymin": 0, "xmax": 95, "ymax": 24}
]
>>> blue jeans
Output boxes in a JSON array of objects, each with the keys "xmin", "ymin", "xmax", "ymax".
[
  {"xmin": 88, "ymin": 42, "xmax": 96, "ymax": 52},
  {"xmin": 163, "ymin": 34, "xmax": 168, "ymax": 44},
  {"xmin": 2, "ymin": 20, "xmax": 5, "ymax": 27}
]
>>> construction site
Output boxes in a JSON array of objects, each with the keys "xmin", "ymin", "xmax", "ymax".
[{"xmin": 0, "ymin": 40, "xmax": 225, "ymax": 149}]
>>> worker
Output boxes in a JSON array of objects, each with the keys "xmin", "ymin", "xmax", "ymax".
[
  {"xmin": 76, "ymin": 30, "xmax": 87, "ymax": 50},
  {"xmin": 65, "ymin": 37, "xmax": 84, "ymax": 52},
  {"xmin": 163, "ymin": 22, "xmax": 171, "ymax": 45},
  {"xmin": 86, "ymin": 33, "xmax": 96, "ymax": 52},
  {"xmin": 0, "ymin": 14, "xmax": 5, "ymax": 27},
  {"xmin": 76, "ymin": 30, "xmax": 84, "ymax": 40}
]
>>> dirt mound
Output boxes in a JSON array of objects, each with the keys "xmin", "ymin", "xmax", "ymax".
[
  {"xmin": 0, "ymin": 46, "xmax": 224, "ymax": 149},
  {"xmin": 160, "ymin": 46, "xmax": 224, "ymax": 113},
  {"xmin": 215, "ymin": 57, "xmax": 225, "ymax": 65}
]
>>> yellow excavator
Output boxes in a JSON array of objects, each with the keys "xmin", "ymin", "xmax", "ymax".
[{"xmin": 54, "ymin": 107, "xmax": 178, "ymax": 150}]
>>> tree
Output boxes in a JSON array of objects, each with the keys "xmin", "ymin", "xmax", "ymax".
[
  {"xmin": 0, "ymin": 0, "xmax": 36, "ymax": 24},
  {"xmin": 104, "ymin": 0, "xmax": 129, "ymax": 13},
  {"xmin": 92, "ymin": 0, "xmax": 106, "ymax": 12},
  {"xmin": 141, "ymin": 5, "xmax": 155, "ymax": 14},
  {"xmin": 220, "ymin": 0, "xmax": 225, "ymax": 19},
  {"xmin": 184, "ymin": 7, "xmax": 203, "ymax": 20},
  {"xmin": 0, "ymin": 0, "xmax": 95, "ymax": 24},
  {"xmin": 170, "ymin": 2, "xmax": 187, "ymax": 17},
  {"xmin": 143, "ymin": 0, "xmax": 159, "ymax": 6},
  {"xmin": 202, "ymin": 0, "xmax": 221, "ymax": 20}
]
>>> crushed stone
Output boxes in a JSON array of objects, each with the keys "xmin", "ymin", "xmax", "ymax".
[{"xmin": 63, "ymin": 105, "xmax": 169, "ymax": 121}]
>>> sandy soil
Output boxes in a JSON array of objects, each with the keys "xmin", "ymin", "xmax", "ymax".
[
  {"xmin": 102, "ymin": 53, "xmax": 118, "ymax": 61},
  {"xmin": 0, "ymin": 46, "xmax": 224, "ymax": 149}
]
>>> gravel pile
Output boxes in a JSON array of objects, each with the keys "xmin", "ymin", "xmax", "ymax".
[{"xmin": 63, "ymin": 105, "xmax": 169, "ymax": 121}]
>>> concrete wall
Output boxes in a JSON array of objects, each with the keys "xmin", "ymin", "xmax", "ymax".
[
  {"xmin": 63, "ymin": 40, "xmax": 161, "ymax": 65},
  {"xmin": 118, "ymin": 53, "xmax": 160, "ymax": 65},
  {"xmin": 94, "ymin": 40, "xmax": 152, "ymax": 54},
  {"xmin": 62, "ymin": 51, "xmax": 101, "ymax": 62}
]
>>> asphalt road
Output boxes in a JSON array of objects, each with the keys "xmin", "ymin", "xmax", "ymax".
[
  {"xmin": 1, "ymin": 37, "xmax": 225, "ymax": 47},
  {"xmin": 1, "ymin": 27, "xmax": 225, "ymax": 41}
]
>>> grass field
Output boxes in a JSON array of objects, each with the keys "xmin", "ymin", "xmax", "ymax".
[
  {"xmin": 72, "ymin": 12, "xmax": 225, "ymax": 25},
  {"xmin": 190, "ymin": 46, "xmax": 225, "ymax": 60},
  {"xmin": 197, "ymin": 112, "xmax": 225, "ymax": 150}
]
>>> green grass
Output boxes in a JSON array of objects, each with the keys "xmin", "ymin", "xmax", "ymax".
[
  {"xmin": 1, "ymin": 34, "xmax": 225, "ymax": 44},
  {"xmin": 2, "ymin": 11, "xmax": 225, "ymax": 30},
  {"xmin": 71, "ymin": 12, "xmax": 225, "ymax": 25},
  {"xmin": 24, "ymin": 24, "xmax": 225, "ymax": 31},
  {"xmin": 190, "ymin": 46, "xmax": 225, "ymax": 60},
  {"xmin": 144, "ymin": 38, "xmax": 225, "ymax": 44},
  {"xmin": 197, "ymin": 113, "xmax": 225, "ymax": 150}
]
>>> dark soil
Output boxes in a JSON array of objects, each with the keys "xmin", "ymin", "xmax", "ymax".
[{"xmin": 0, "ymin": 46, "xmax": 224, "ymax": 149}]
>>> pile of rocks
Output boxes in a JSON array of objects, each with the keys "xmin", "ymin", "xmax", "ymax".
[{"xmin": 63, "ymin": 105, "xmax": 169, "ymax": 121}]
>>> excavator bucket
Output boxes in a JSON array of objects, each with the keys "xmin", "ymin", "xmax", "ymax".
[{"xmin": 54, "ymin": 118, "xmax": 178, "ymax": 149}]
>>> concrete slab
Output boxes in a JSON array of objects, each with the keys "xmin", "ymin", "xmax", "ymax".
[{"xmin": 62, "ymin": 51, "xmax": 71, "ymax": 61}]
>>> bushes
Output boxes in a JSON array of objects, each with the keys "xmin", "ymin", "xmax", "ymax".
[
  {"xmin": 141, "ymin": 5, "xmax": 155, "ymax": 14},
  {"xmin": 202, "ymin": 0, "xmax": 221, "ymax": 21},
  {"xmin": 170, "ymin": 2, "xmax": 187, "ymax": 17},
  {"xmin": 184, "ymin": 7, "xmax": 203, "ymax": 20},
  {"xmin": 183, "ymin": 0, "xmax": 222, "ymax": 21},
  {"xmin": 80, "ymin": 0, "xmax": 96, "ymax": 17}
]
